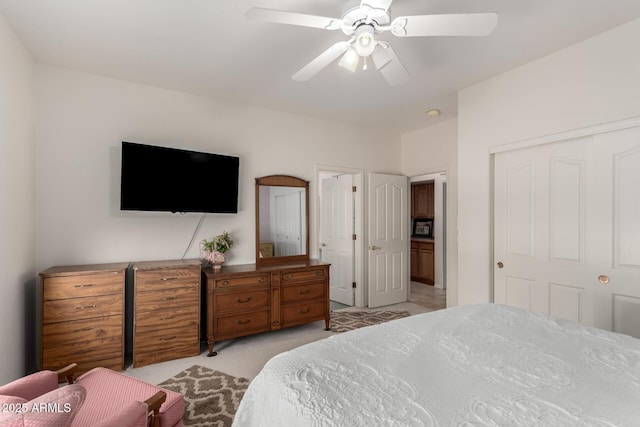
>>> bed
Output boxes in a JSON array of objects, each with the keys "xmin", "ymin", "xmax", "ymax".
[{"xmin": 232, "ymin": 303, "xmax": 640, "ymax": 426}]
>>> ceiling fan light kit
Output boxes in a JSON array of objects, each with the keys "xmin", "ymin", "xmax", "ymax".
[
  {"xmin": 354, "ymin": 25, "xmax": 377, "ymax": 57},
  {"xmin": 339, "ymin": 47, "xmax": 360, "ymax": 72},
  {"xmin": 245, "ymin": 0, "xmax": 498, "ymax": 86}
]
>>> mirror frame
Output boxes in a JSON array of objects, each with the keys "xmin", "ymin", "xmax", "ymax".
[{"xmin": 255, "ymin": 175, "xmax": 310, "ymax": 266}]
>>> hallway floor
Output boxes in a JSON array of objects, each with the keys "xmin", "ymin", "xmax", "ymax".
[{"xmin": 409, "ymin": 281, "xmax": 446, "ymax": 311}]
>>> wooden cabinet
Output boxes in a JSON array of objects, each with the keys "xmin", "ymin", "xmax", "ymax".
[
  {"xmin": 411, "ymin": 182, "xmax": 435, "ymax": 218},
  {"xmin": 40, "ymin": 263, "xmax": 127, "ymax": 376},
  {"xmin": 411, "ymin": 240, "xmax": 434, "ymax": 285},
  {"xmin": 203, "ymin": 260, "xmax": 330, "ymax": 356},
  {"xmin": 410, "ymin": 241, "xmax": 419, "ymax": 279},
  {"xmin": 132, "ymin": 259, "xmax": 201, "ymax": 368}
]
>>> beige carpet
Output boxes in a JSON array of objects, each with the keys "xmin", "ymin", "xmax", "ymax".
[
  {"xmin": 158, "ymin": 365, "xmax": 249, "ymax": 427},
  {"xmin": 330, "ymin": 310, "xmax": 411, "ymax": 332},
  {"xmin": 157, "ymin": 311, "xmax": 413, "ymax": 425}
]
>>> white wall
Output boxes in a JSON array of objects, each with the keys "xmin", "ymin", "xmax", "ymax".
[
  {"xmin": 457, "ymin": 17, "xmax": 640, "ymax": 305},
  {"xmin": 35, "ymin": 66, "xmax": 401, "ymax": 274},
  {"xmin": 0, "ymin": 14, "xmax": 36, "ymax": 382},
  {"xmin": 401, "ymin": 118, "xmax": 458, "ymax": 306}
]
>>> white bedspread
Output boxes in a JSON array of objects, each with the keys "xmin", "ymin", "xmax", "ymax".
[{"xmin": 232, "ymin": 304, "xmax": 640, "ymax": 426}]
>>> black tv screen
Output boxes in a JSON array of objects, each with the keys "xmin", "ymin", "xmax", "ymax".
[{"xmin": 120, "ymin": 141, "xmax": 239, "ymax": 213}]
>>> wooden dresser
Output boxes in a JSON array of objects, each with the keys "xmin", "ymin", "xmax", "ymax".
[
  {"xmin": 132, "ymin": 259, "xmax": 201, "ymax": 367},
  {"xmin": 203, "ymin": 260, "xmax": 330, "ymax": 356},
  {"xmin": 40, "ymin": 262, "xmax": 128, "ymax": 375}
]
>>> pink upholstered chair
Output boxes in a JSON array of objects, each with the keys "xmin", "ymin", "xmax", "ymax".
[{"xmin": 0, "ymin": 364, "xmax": 184, "ymax": 427}]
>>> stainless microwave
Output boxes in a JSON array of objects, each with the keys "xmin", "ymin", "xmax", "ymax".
[{"xmin": 413, "ymin": 218, "xmax": 433, "ymax": 238}]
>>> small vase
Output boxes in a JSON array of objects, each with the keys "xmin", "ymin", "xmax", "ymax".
[{"xmin": 206, "ymin": 250, "xmax": 226, "ymax": 271}]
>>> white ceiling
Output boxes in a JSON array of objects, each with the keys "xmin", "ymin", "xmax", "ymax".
[{"xmin": 2, "ymin": 0, "xmax": 640, "ymax": 134}]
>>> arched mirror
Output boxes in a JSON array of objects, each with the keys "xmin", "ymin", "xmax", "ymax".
[{"xmin": 255, "ymin": 175, "xmax": 310, "ymax": 266}]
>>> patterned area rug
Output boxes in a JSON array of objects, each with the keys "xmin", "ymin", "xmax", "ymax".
[
  {"xmin": 330, "ymin": 310, "xmax": 411, "ymax": 332},
  {"xmin": 158, "ymin": 365, "xmax": 249, "ymax": 427}
]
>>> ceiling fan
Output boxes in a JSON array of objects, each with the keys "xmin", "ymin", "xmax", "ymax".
[{"xmin": 245, "ymin": 0, "xmax": 498, "ymax": 86}]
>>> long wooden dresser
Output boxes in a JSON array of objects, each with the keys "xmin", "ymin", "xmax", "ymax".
[
  {"xmin": 40, "ymin": 262, "xmax": 128, "ymax": 376},
  {"xmin": 203, "ymin": 260, "xmax": 330, "ymax": 356},
  {"xmin": 132, "ymin": 259, "xmax": 201, "ymax": 367}
]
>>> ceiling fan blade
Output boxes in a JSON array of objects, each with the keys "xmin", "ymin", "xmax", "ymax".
[
  {"xmin": 371, "ymin": 42, "xmax": 409, "ymax": 86},
  {"xmin": 391, "ymin": 13, "xmax": 498, "ymax": 37},
  {"xmin": 245, "ymin": 7, "xmax": 342, "ymax": 30},
  {"xmin": 360, "ymin": 0, "xmax": 394, "ymax": 19},
  {"xmin": 292, "ymin": 41, "xmax": 352, "ymax": 81}
]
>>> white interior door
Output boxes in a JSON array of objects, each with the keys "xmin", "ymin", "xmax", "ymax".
[
  {"xmin": 274, "ymin": 190, "xmax": 303, "ymax": 256},
  {"xmin": 320, "ymin": 175, "xmax": 354, "ymax": 306},
  {"xmin": 494, "ymin": 126, "xmax": 640, "ymax": 337},
  {"xmin": 368, "ymin": 173, "xmax": 409, "ymax": 308}
]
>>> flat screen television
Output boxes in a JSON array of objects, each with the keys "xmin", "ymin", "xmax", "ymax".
[{"xmin": 120, "ymin": 141, "xmax": 239, "ymax": 213}]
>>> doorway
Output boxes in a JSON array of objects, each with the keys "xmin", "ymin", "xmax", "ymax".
[{"xmin": 410, "ymin": 172, "xmax": 447, "ymax": 311}]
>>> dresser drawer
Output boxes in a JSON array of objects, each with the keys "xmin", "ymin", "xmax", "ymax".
[
  {"xmin": 43, "ymin": 272, "xmax": 123, "ymax": 300},
  {"xmin": 135, "ymin": 306, "xmax": 199, "ymax": 334},
  {"xmin": 216, "ymin": 310, "xmax": 270, "ymax": 337},
  {"xmin": 42, "ymin": 335, "xmax": 123, "ymax": 374},
  {"xmin": 281, "ymin": 282, "xmax": 325, "ymax": 304},
  {"xmin": 134, "ymin": 325, "xmax": 199, "ymax": 367},
  {"xmin": 43, "ymin": 294, "xmax": 123, "ymax": 323},
  {"xmin": 135, "ymin": 267, "xmax": 200, "ymax": 292},
  {"xmin": 214, "ymin": 274, "xmax": 270, "ymax": 288},
  {"xmin": 280, "ymin": 267, "xmax": 327, "ymax": 284},
  {"xmin": 42, "ymin": 315, "xmax": 122, "ymax": 347},
  {"xmin": 214, "ymin": 288, "xmax": 270, "ymax": 312},
  {"xmin": 135, "ymin": 285, "xmax": 199, "ymax": 313},
  {"xmin": 282, "ymin": 301, "xmax": 326, "ymax": 328}
]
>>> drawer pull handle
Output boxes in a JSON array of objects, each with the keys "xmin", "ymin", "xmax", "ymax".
[
  {"xmin": 258, "ymin": 277, "xmax": 265, "ymax": 283},
  {"xmin": 315, "ymin": 271, "xmax": 322, "ymax": 276},
  {"xmin": 298, "ymin": 289, "xmax": 311, "ymax": 295},
  {"xmin": 299, "ymin": 307, "xmax": 311, "ymax": 314},
  {"xmin": 222, "ymin": 280, "xmax": 229, "ymax": 286},
  {"xmin": 285, "ymin": 274, "xmax": 293, "ymax": 279},
  {"xmin": 74, "ymin": 283, "xmax": 96, "ymax": 288},
  {"xmin": 161, "ymin": 296, "xmax": 178, "ymax": 301},
  {"xmin": 74, "ymin": 304, "xmax": 96, "ymax": 310},
  {"xmin": 161, "ymin": 277, "xmax": 178, "ymax": 281},
  {"xmin": 73, "ymin": 327, "xmax": 94, "ymax": 333},
  {"xmin": 236, "ymin": 296, "xmax": 253, "ymax": 303},
  {"xmin": 237, "ymin": 318, "xmax": 252, "ymax": 325},
  {"xmin": 160, "ymin": 336, "xmax": 177, "ymax": 341}
]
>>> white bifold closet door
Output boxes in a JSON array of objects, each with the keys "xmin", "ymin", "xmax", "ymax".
[{"xmin": 494, "ymin": 126, "xmax": 640, "ymax": 338}]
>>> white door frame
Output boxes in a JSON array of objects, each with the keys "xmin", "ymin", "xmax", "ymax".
[{"xmin": 315, "ymin": 164, "xmax": 365, "ymax": 307}]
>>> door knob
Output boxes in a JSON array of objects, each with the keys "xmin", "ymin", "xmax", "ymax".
[
  {"xmin": 497, "ymin": 261, "xmax": 504, "ymax": 269},
  {"xmin": 598, "ymin": 275, "xmax": 609, "ymax": 284},
  {"xmin": 321, "ymin": 242, "xmax": 327, "ymax": 247},
  {"xmin": 370, "ymin": 245, "xmax": 380, "ymax": 251}
]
